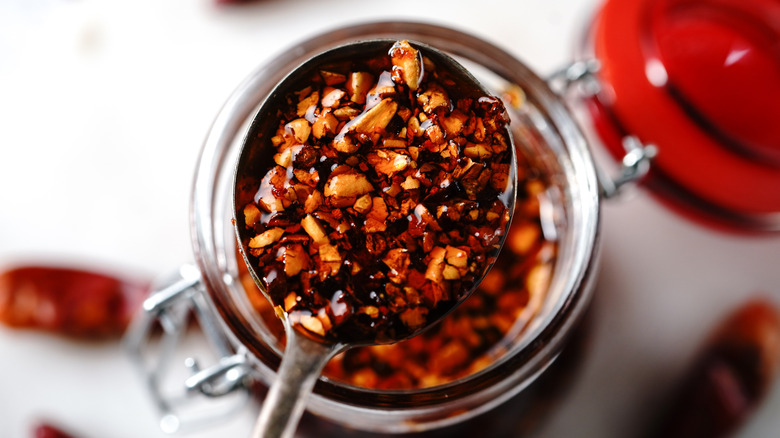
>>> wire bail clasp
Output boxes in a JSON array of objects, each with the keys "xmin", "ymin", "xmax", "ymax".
[
  {"xmin": 124, "ymin": 264, "xmax": 253, "ymax": 434},
  {"xmin": 548, "ymin": 60, "xmax": 658, "ymax": 198}
]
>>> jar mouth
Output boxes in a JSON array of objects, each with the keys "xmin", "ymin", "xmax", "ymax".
[{"xmin": 190, "ymin": 21, "xmax": 600, "ymax": 432}]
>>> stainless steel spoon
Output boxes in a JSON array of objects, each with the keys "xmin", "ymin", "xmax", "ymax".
[{"xmin": 233, "ymin": 39, "xmax": 518, "ymax": 438}]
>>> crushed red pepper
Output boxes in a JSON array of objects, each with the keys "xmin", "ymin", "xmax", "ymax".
[{"xmin": 235, "ymin": 40, "xmax": 514, "ymax": 345}]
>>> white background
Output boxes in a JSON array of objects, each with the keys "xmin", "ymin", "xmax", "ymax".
[{"xmin": 1, "ymin": 0, "xmax": 779, "ymax": 437}]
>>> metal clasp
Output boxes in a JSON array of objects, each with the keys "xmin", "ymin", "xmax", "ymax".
[
  {"xmin": 597, "ymin": 135, "xmax": 657, "ymax": 199},
  {"xmin": 548, "ymin": 60, "xmax": 658, "ymax": 199},
  {"xmin": 124, "ymin": 264, "xmax": 252, "ymax": 434},
  {"xmin": 547, "ymin": 59, "xmax": 602, "ymax": 97}
]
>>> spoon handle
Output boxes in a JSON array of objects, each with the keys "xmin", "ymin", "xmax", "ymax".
[{"xmin": 251, "ymin": 328, "xmax": 337, "ymax": 438}]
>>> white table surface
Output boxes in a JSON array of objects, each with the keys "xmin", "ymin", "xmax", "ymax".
[{"xmin": 1, "ymin": 1, "xmax": 779, "ymax": 437}]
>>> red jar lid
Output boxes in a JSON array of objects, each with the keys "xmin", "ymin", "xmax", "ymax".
[{"xmin": 587, "ymin": 0, "xmax": 780, "ymax": 231}]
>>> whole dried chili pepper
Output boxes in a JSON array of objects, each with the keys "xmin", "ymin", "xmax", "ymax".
[
  {"xmin": 214, "ymin": 0, "xmax": 262, "ymax": 4},
  {"xmin": 648, "ymin": 298, "xmax": 780, "ymax": 438},
  {"xmin": 0, "ymin": 265, "xmax": 149, "ymax": 339},
  {"xmin": 33, "ymin": 422, "xmax": 77, "ymax": 438}
]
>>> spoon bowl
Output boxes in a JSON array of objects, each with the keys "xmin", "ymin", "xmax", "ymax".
[{"xmin": 233, "ymin": 39, "xmax": 518, "ymax": 438}]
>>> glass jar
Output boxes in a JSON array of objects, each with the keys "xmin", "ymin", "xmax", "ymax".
[{"xmin": 127, "ymin": 21, "xmax": 645, "ymax": 437}]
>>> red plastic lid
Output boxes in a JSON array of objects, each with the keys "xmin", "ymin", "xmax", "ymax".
[{"xmin": 587, "ymin": 0, "xmax": 780, "ymax": 231}]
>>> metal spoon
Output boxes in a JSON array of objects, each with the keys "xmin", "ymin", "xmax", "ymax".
[{"xmin": 233, "ymin": 39, "xmax": 518, "ymax": 438}]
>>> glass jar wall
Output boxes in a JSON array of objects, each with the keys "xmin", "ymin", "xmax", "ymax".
[{"xmin": 190, "ymin": 22, "xmax": 600, "ymax": 436}]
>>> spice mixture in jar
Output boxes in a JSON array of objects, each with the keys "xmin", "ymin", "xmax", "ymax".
[{"xmin": 239, "ymin": 137, "xmax": 555, "ymax": 389}]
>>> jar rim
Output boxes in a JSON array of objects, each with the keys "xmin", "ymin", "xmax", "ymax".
[{"xmin": 190, "ymin": 20, "xmax": 600, "ymax": 432}]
